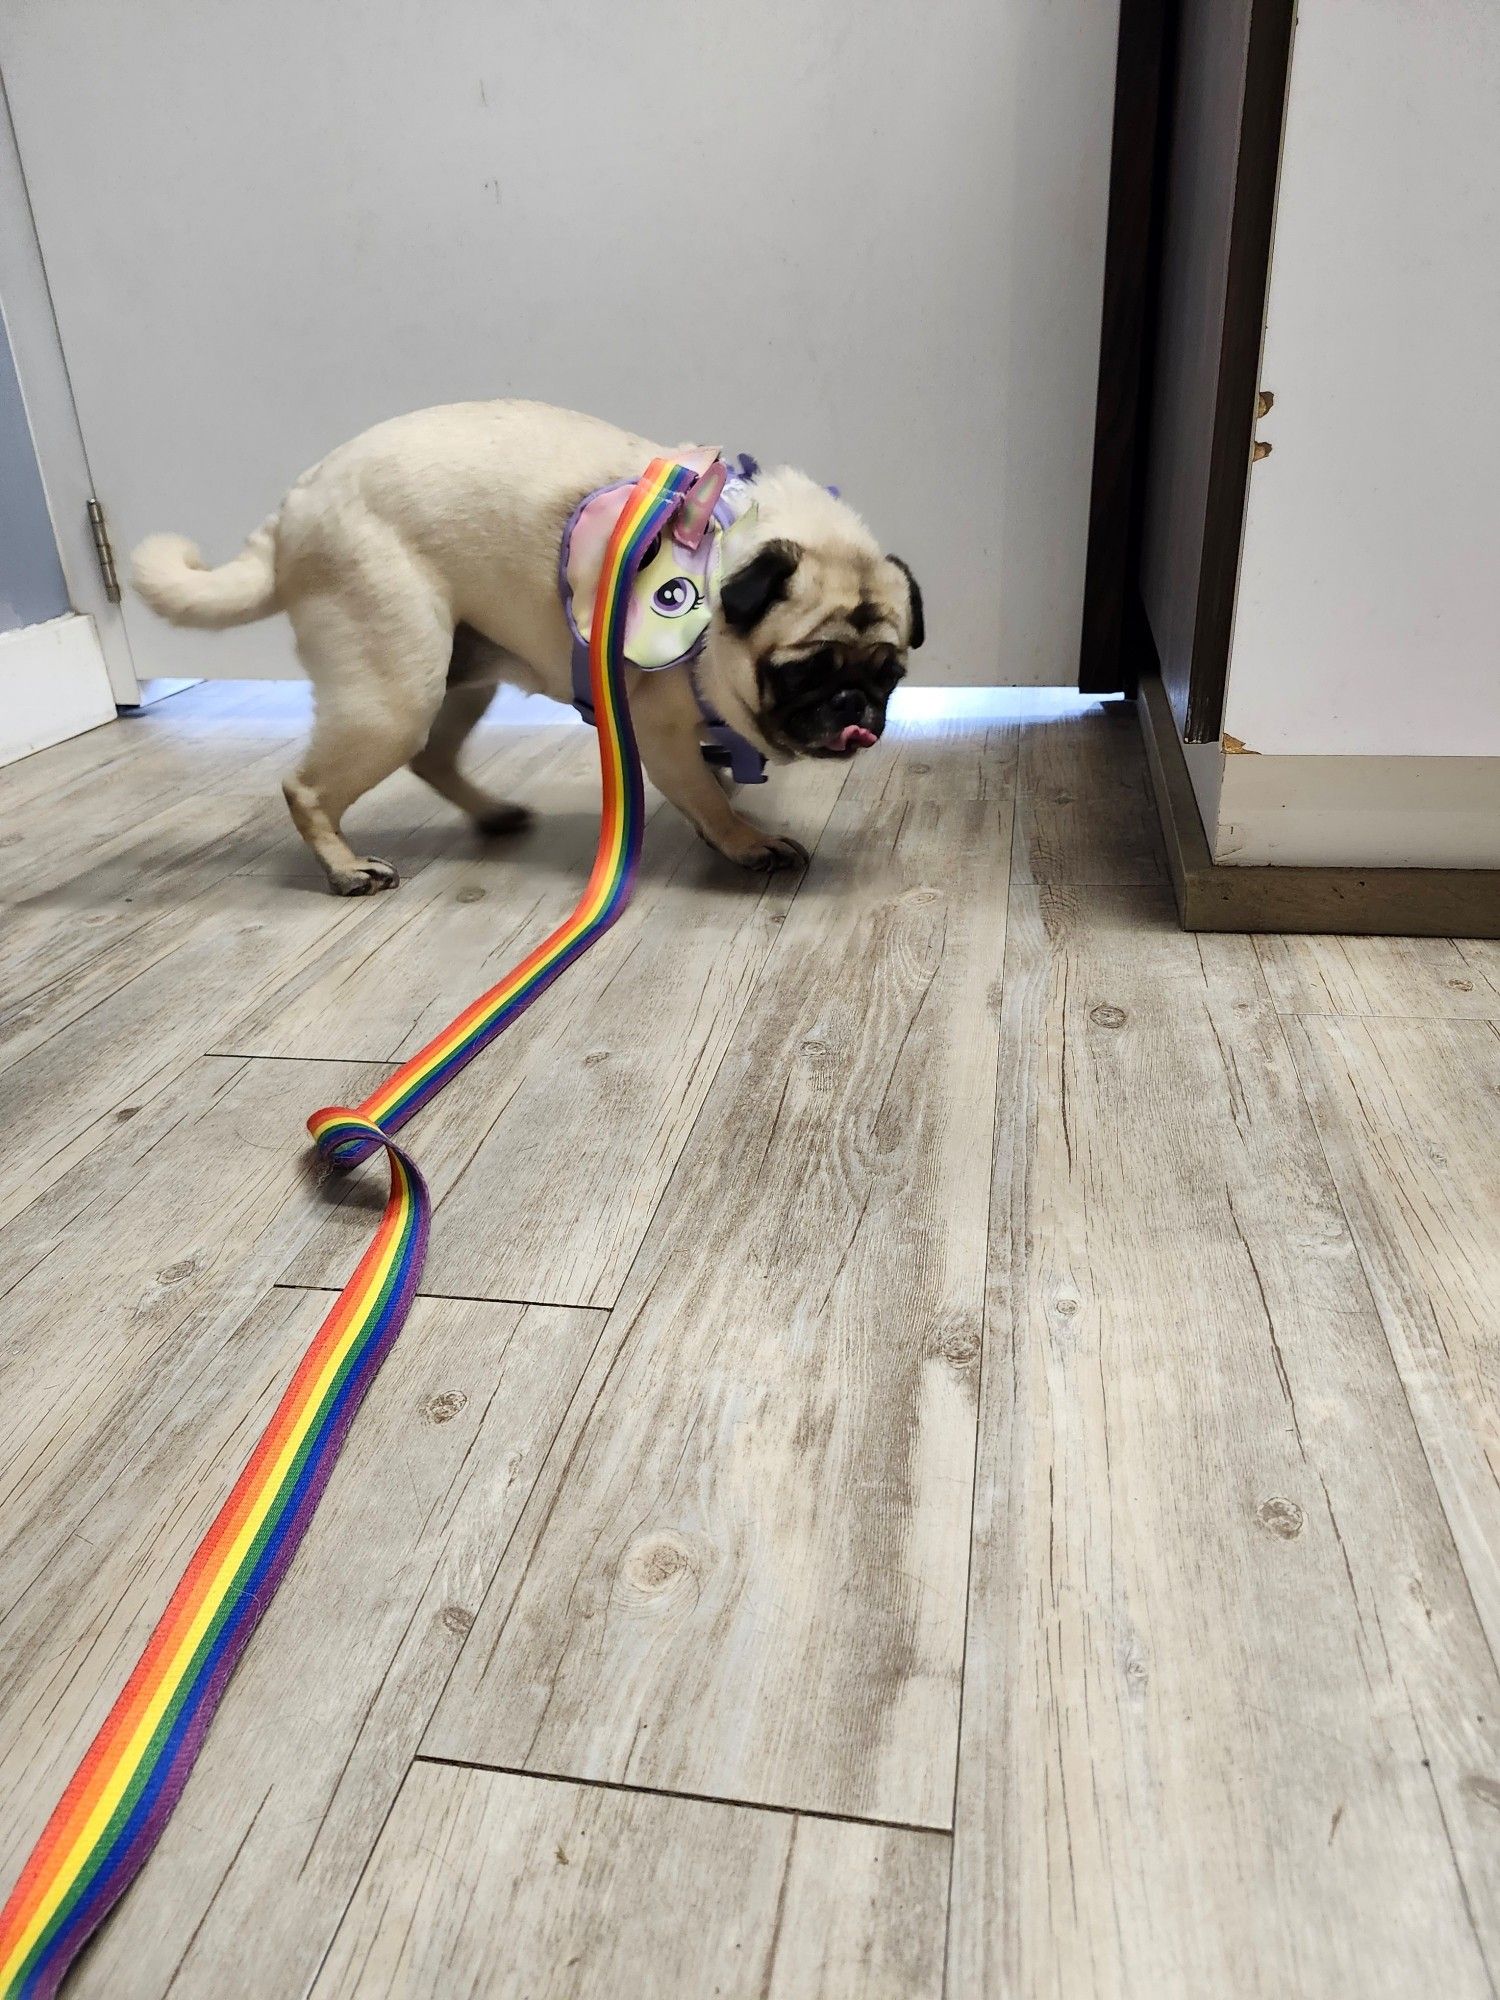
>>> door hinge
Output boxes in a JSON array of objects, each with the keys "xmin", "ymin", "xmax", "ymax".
[{"xmin": 87, "ymin": 498, "xmax": 122, "ymax": 603}]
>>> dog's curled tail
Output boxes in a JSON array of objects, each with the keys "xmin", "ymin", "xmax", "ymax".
[{"xmin": 130, "ymin": 517, "xmax": 280, "ymax": 628}]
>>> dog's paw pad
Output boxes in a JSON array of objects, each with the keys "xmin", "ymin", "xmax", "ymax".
[
  {"xmin": 475, "ymin": 802, "xmax": 534, "ymax": 838},
  {"xmin": 331, "ymin": 858, "xmax": 400, "ymax": 896},
  {"xmin": 737, "ymin": 834, "xmax": 809, "ymax": 874}
]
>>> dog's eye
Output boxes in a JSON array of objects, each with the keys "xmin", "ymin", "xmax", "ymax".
[
  {"xmin": 767, "ymin": 650, "xmax": 836, "ymax": 700},
  {"xmin": 652, "ymin": 576, "xmax": 701, "ymax": 618}
]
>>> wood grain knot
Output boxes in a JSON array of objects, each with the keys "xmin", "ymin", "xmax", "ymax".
[
  {"xmin": 116, "ymin": 1105, "xmax": 141, "ymax": 1122},
  {"xmin": 1089, "ymin": 1004, "xmax": 1127, "ymax": 1029},
  {"xmin": 1054, "ymin": 1294, "xmax": 1080, "ymax": 1317},
  {"xmin": 1463, "ymin": 1774, "xmax": 1500, "ymax": 1812},
  {"xmin": 910, "ymin": 761, "xmax": 931, "ymax": 775},
  {"xmin": 456, "ymin": 885, "xmax": 485, "ymax": 904},
  {"xmin": 1447, "ymin": 979, "xmax": 1473, "ymax": 993},
  {"xmin": 155, "ymin": 1258, "xmax": 197, "ymax": 1286},
  {"xmin": 583, "ymin": 1049, "xmax": 610, "ymax": 1067},
  {"xmin": 424, "ymin": 1391, "xmax": 468, "ymax": 1425},
  {"xmin": 940, "ymin": 1328, "xmax": 981, "ymax": 1366},
  {"xmin": 1256, "ymin": 1496, "xmax": 1305, "ymax": 1540},
  {"xmin": 441, "ymin": 1604, "xmax": 475, "ymax": 1636},
  {"xmin": 620, "ymin": 1531, "xmax": 696, "ymax": 1595}
]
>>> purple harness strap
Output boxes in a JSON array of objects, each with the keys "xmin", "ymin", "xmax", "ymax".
[{"xmin": 568, "ymin": 655, "xmax": 768, "ymax": 787}]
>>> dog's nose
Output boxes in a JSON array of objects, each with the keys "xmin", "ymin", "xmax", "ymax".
[{"xmin": 830, "ymin": 687, "xmax": 865, "ymax": 725}]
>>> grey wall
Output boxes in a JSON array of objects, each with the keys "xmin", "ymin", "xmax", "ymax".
[{"xmin": 0, "ymin": 301, "xmax": 69, "ymax": 632}]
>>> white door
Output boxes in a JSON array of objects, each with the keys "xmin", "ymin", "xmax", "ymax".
[{"xmin": 1, "ymin": 1, "xmax": 1119, "ymax": 684}]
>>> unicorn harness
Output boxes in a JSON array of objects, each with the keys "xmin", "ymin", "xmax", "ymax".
[{"xmin": 558, "ymin": 447, "xmax": 769, "ymax": 784}]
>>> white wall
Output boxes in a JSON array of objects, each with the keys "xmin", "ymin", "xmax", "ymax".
[
  {"xmin": 1223, "ymin": 0, "xmax": 1500, "ymax": 762},
  {"xmin": 2, "ymin": 0, "xmax": 1121, "ymax": 688}
]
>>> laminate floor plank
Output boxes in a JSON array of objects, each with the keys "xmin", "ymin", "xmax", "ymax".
[
  {"xmin": 425, "ymin": 788, "xmax": 1011, "ymax": 1825},
  {"xmin": 313, "ymin": 1761, "xmax": 948, "ymax": 2000},
  {"xmin": 949, "ymin": 880, "xmax": 1500, "ymax": 1998},
  {"xmin": 1287, "ymin": 1015, "xmax": 1500, "ymax": 1663},
  {"xmin": 1256, "ymin": 932, "xmax": 1500, "ymax": 1020},
  {"xmin": 1014, "ymin": 698, "xmax": 1167, "ymax": 887}
]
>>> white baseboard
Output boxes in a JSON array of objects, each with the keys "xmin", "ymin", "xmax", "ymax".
[
  {"xmin": 1213, "ymin": 750, "xmax": 1500, "ymax": 868},
  {"xmin": 0, "ymin": 612, "xmax": 117, "ymax": 768}
]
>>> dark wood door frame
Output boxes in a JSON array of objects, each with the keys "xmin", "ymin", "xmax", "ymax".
[
  {"xmin": 1077, "ymin": 0, "xmax": 1296, "ymax": 733},
  {"xmin": 1077, "ymin": 0, "xmax": 1174, "ymax": 697}
]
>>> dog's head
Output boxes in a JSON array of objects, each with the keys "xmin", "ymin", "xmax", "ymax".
[{"xmin": 710, "ymin": 470, "xmax": 923, "ymax": 761}]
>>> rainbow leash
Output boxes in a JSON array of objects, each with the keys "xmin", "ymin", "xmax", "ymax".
[{"xmin": 0, "ymin": 458, "xmax": 703, "ymax": 1999}]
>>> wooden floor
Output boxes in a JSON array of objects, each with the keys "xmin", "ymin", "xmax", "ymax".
[{"xmin": 3, "ymin": 681, "xmax": 1499, "ymax": 1997}]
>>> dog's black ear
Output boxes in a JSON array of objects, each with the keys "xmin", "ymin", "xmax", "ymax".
[
  {"xmin": 720, "ymin": 539, "xmax": 800, "ymax": 633},
  {"xmin": 888, "ymin": 555, "xmax": 924, "ymax": 650}
]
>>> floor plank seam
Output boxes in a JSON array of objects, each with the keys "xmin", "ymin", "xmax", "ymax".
[
  {"xmin": 305, "ymin": 1751, "xmax": 426, "ymax": 1998},
  {"xmin": 938, "ymin": 786, "xmax": 1021, "ymax": 2000},
  {"xmin": 411, "ymin": 1751, "xmax": 954, "ymax": 1840},
  {"xmin": 205, "ymin": 1049, "xmax": 399, "ymax": 1065},
  {"xmin": 272, "ymin": 1279, "xmax": 613, "ymax": 1316},
  {"xmin": 1269, "ymin": 1009, "xmax": 1500, "ymax": 1026}
]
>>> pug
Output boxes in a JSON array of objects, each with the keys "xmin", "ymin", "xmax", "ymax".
[{"xmin": 131, "ymin": 400, "xmax": 923, "ymax": 895}]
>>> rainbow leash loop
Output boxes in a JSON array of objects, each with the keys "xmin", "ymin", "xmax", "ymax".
[{"xmin": 0, "ymin": 458, "xmax": 702, "ymax": 1999}]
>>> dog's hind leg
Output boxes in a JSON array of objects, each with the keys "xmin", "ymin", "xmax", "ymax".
[
  {"xmin": 409, "ymin": 655, "xmax": 533, "ymax": 837},
  {"xmin": 283, "ymin": 578, "xmax": 451, "ymax": 895}
]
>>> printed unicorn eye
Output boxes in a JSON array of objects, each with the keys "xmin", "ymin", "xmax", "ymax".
[{"xmin": 652, "ymin": 576, "xmax": 701, "ymax": 618}]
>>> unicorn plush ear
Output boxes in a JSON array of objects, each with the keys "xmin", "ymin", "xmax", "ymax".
[
  {"xmin": 717, "ymin": 497, "xmax": 760, "ymax": 560},
  {"xmin": 673, "ymin": 456, "xmax": 727, "ymax": 551}
]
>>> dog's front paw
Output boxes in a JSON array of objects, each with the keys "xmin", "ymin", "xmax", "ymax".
[
  {"xmin": 329, "ymin": 857, "xmax": 400, "ymax": 896},
  {"xmin": 719, "ymin": 828, "xmax": 810, "ymax": 874},
  {"xmin": 474, "ymin": 801, "xmax": 534, "ymax": 838}
]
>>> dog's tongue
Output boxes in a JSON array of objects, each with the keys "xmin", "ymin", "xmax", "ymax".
[{"xmin": 835, "ymin": 724, "xmax": 878, "ymax": 754}]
